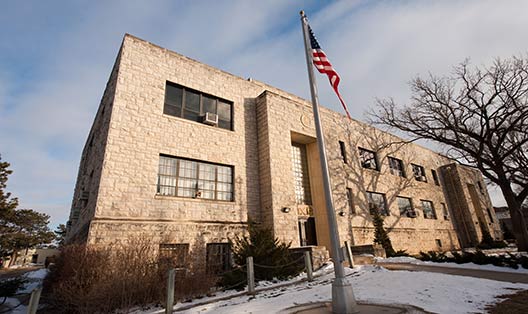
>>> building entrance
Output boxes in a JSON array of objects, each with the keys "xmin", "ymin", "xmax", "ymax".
[{"xmin": 299, "ymin": 217, "xmax": 317, "ymax": 246}]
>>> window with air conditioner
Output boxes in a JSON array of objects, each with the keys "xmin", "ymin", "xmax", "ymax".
[
  {"xmin": 359, "ymin": 148, "xmax": 379, "ymax": 170},
  {"xmin": 412, "ymin": 164, "xmax": 427, "ymax": 182},
  {"xmin": 163, "ymin": 81, "xmax": 233, "ymax": 130}
]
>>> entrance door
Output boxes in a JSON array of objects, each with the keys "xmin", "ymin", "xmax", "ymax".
[{"xmin": 299, "ymin": 217, "xmax": 318, "ymax": 246}]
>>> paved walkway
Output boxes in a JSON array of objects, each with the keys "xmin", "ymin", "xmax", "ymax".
[{"xmin": 376, "ymin": 262, "xmax": 528, "ymax": 284}]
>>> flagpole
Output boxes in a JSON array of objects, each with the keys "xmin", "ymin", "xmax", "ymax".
[{"xmin": 300, "ymin": 11, "xmax": 359, "ymax": 314}]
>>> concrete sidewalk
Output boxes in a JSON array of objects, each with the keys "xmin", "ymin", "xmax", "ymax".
[
  {"xmin": 282, "ymin": 302, "xmax": 431, "ymax": 314},
  {"xmin": 376, "ymin": 262, "xmax": 528, "ymax": 284}
]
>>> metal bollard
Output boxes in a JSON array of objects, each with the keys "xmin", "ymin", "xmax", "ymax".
[
  {"xmin": 344, "ymin": 241, "xmax": 355, "ymax": 268},
  {"xmin": 27, "ymin": 287, "xmax": 42, "ymax": 314},
  {"xmin": 247, "ymin": 256, "xmax": 255, "ymax": 295},
  {"xmin": 304, "ymin": 251, "xmax": 314, "ymax": 282},
  {"xmin": 165, "ymin": 269, "xmax": 176, "ymax": 314}
]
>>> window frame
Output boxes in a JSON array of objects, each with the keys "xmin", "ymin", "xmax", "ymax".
[
  {"xmin": 206, "ymin": 243, "xmax": 232, "ymax": 273},
  {"xmin": 163, "ymin": 81, "xmax": 234, "ymax": 131},
  {"xmin": 411, "ymin": 164, "xmax": 427, "ymax": 182},
  {"xmin": 421, "ymin": 200, "xmax": 437, "ymax": 219},
  {"xmin": 159, "ymin": 243, "xmax": 189, "ymax": 269},
  {"xmin": 397, "ymin": 196, "xmax": 416, "ymax": 218},
  {"xmin": 157, "ymin": 155, "xmax": 234, "ymax": 202},
  {"xmin": 291, "ymin": 143, "xmax": 312, "ymax": 205},
  {"xmin": 366, "ymin": 191, "xmax": 389, "ymax": 216},
  {"xmin": 346, "ymin": 187, "xmax": 355, "ymax": 214},
  {"xmin": 358, "ymin": 147, "xmax": 379, "ymax": 171},
  {"xmin": 441, "ymin": 202, "xmax": 450, "ymax": 220},
  {"xmin": 431, "ymin": 169, "xmax": 440, "ymax": 185},
  {"xmin": 339, "ymin": 141, "xmax": 348, "ymax": 164},
  {"xmin": 388, "ymin": 156, "xmax": 405, "ymax": 177}
]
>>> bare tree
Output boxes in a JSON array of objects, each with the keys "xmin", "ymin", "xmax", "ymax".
[{"xmin": 371, "ymin": 56, "xmax": 528, "ymax": 251}]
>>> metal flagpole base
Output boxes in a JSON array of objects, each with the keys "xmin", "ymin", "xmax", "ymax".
[{"xmin": 331, "ymin": 277, "xmax": 359, "ymax": 314}]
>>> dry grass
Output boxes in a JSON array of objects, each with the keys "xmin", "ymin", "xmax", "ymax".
[{"xmin": 43, "ymin": 237, "xmax": 217, "ymax": 313}]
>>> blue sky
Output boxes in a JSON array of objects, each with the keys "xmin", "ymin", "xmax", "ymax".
[{"xmin": 1, "ymin": 0, "xmax": 527, "ymax": 228}]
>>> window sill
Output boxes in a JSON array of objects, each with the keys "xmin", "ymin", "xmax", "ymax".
[
  {"xmin": 154, "ymin": 194, "xmax": 235, "ymax": 203},
  {"xmin": 162, "ymin": 113, "xmax": 234, "ymax": 132}
]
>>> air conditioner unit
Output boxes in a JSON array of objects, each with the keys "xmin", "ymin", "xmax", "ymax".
[
  {"xmin": 80, "ymin": 191, "xmax": 90, "ymax": 200},
  {"xmin": 202, "ymin": 112, "xmax": 218, "ymax": 126}
]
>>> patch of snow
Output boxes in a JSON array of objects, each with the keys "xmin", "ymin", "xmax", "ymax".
[{"xmin": 376, "ymin": 257, "xmax": 528, "ymax": 274}]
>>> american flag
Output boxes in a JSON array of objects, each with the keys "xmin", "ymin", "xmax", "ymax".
[{"xmin": 308, "ymin": 24, "xmax": 351, "ymax": 119}]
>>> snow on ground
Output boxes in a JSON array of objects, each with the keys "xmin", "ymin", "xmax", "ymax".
[
  {"xmin": 142, "ymin": 264, "xmax": 528, "ymax": 314},
  {"xmin": 376, "ymin": 256, "xmax": 528, "ymax": 274},
  {"xmin": 2, "ymin": 268, "xmax": 48, "ymax": 314}
]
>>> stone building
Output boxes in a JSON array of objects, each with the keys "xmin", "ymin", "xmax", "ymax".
[{"xmin": 66, "ymin": 34, "xmax": 501, "ymax": 269}]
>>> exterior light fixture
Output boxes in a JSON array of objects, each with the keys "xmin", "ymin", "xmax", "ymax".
[{"xmin": 282, "ymin": 207, "xmax": 291, "ymax": 213}]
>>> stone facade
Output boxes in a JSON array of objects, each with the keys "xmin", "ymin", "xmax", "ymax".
[{"xmin": 66, "ymin": 34, "xmax": 501, "ymax": 269}]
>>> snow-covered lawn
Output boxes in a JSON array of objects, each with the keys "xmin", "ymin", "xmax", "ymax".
[
  {"xmin": 376, "ymin": 256, "xmax": 528, "ymax": 274},
  {"xmin": 141, "ymin": 264, "xmax": 528, "ymax": 314}
]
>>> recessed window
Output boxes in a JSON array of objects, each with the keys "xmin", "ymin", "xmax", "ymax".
[
  {"xmin": 486, "ymin": 208, "xmax": 494, "ymax": 223},
  {"xmin": 346, "ymin": 187, "xmax": 355, "ymax": 214},
  {"xmin": 291, "ymin": 143, "xmax": 312, "ymax": 205},
  {"xmin": 367, "ymin": 191, "xmax": 389, "ymax": 216},
  {"xmin": 431, "ymin": 169, "xmax": 440, "ymax": 185},
  {"xmin": 435, "ymin": 239, "xmax": 442, "ymax": 248},
  {"xmin": 421, "ymin": 200, "xmax": 437, "ymax": 219},
  {"xmin": 159, "ymin": 243, "xmax": 189, "ymax": 268},
  {"xmin": 397, "ymin": 196, "xmax": 416, "ymax": 218},
  {"xmin": 412, "ymin": 164, "xmax": 427, "ymax": 182},
  {"xmin": 206, "ymin": 243, "xmax": 231, "ymax": 273},
  {"xmin": 339, "ymin": 141, "xmax": 348, "ymax": 164},
  {"xmin": 157, "ymin": 155, "xmax": 233, "ymax": 201},
  {"xmin": 359, "ymin": 148, "xmax": 378, "ymax": 170},
  {"xmin": 164, "ymin": 81, "xmax": 233, "ymax": 130},
  {"xmin": 441, "ymin": 203, "xmax": 449, "ymax": 220},
  {"xmin": 388, "ymin": 157, "xmax": 405, "ymax": 177}
]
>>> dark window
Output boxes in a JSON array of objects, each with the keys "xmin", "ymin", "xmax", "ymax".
[
  {"xmin": 397, "ymin": 196, "xmax": 416, "ymax": 218},
  {"xmin": 441, "ymin": 203, "xmax": 450, "ymax": 220},
  {"xmin": 164, "ymin": 82, "xmax": 233, "ymax": 130},
  {"xmin": 388, "ymin": 157, "xmax": 405, "ymax": 177},
  {"xmin": 359, "ymin": 148, "xmax": 378, "ymax": 170},
  {"xmin": 346, "ymin": 187, "xmax": 355, "ymax": 214},
  {"xmin": 412, "ymin": 164, "xmax": 427, "ymax": 182},
  {"xmin": 431, "ymin": 169, "xmax": 440, "ymax": 185},
  {"xmin": 477, "ymin": 181, "xmax": 485, "ymax": 194},
  {"xmin": 207, "ymin": 243, "xmax": 231, "ymax": 273},
  {"xmin": 157, "ymin": 155, "xmax": 233, "ymax": 201},
  {"xmin": 435, "ymin": 239, "xmax": 442, "ymax": 248},
  {"xmin": 291, "ymin": 143, "xmax": 312, "ymax": 205},
  {"xmin": 421, "ymin": 200, "xmax": 437, "ymax": 219},
  {"xmin": 159, "ymin": 243, "xmax": 189, "ymax": 268},
  {"xmin": 367, "ymin": 191, "xmax": 389, "ymax": 216},
  {"xmin": 486, "ymin": 208, "xmax": 494, "ymax": 223},
  {"xmin": 339, "ymin": 141, "xmax": 348, "ymax": 164}
]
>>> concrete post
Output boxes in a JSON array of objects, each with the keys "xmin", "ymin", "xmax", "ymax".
[
  {"xmin": 27, "ymin": 287, "xmax": 42, "ymax": 314},
  {"xmin": 304, "ymin": 251, "xmax": 314, "ymax": 282},
  {"xmin": 344, "ymin": 241, "xmax": 355, "ymax": 268},
  {"xmin": 247, "ymin": 256, "xmax": 255, "ymax": 295},
  {"xmin": 165, "ymin": 269, "xmax": 175, "ymax": 314}
]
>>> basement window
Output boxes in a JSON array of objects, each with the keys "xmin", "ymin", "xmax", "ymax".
[
  {"xmin": 206, "ymin": 243, "xmax": 231, "ymax": 273},
  {"xmin": 164, "ymin": 81, "xmax": 233, "ymax": 130},
  {"xmin": 159, "ymin": 243, "xmax": 189, "ymax": 269}
]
